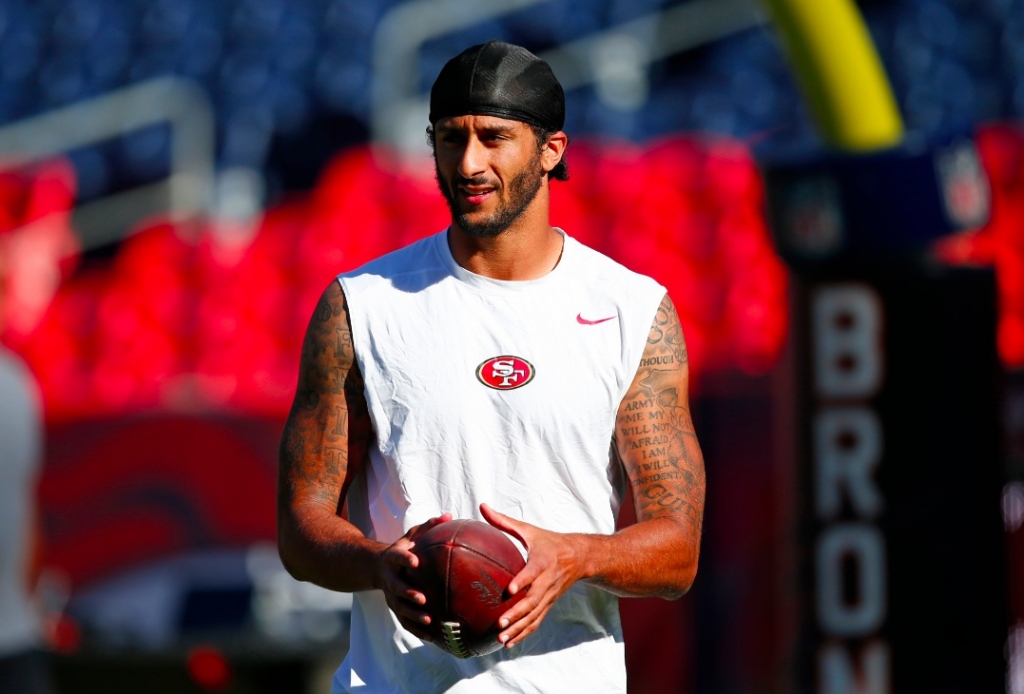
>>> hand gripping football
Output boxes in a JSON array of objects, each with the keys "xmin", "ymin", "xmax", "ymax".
[{"xmin": 406, "ymin": 519, "xmax": 526, "ymax": 658}]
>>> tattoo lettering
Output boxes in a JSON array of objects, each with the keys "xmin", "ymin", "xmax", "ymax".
[
  {"xmin": 641, "ymin": 483, "xmax": 688, "ymax": 512},
  {"xmin": 331, "ymin": 405, "xmax": 347, "ymax": 436},
  {"xmin": 632, "ymin": 471, "xmax": 685, "ymax": 486},
  {"xmin": 640, "ymin": 355, "xmax": 675, "ymax": 368},
  {"xmin": 624, "ymin": 398, "xmax": 654, "ymax": 411},
  {"xmin": 616, "ymin": 295, "xmax": 705, "ymax": 535}
]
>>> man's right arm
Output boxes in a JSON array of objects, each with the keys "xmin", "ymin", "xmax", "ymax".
[
  {"xmin": 277, "ymin": 280, "xmax": 382, "ymax": 592},
  {"xmin": 277, "ymin": 282, "xmax": 448, "ymax": 638}
]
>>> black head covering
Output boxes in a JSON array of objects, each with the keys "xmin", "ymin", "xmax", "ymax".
[{"xmin": 429, "ymin": 41, "xmax": 565, "ymax": 131}]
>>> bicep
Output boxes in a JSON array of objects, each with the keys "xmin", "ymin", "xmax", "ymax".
[
  {"xmin": 279, "ymin": 281, "xmax": 373, "ymax": 516},
  {"xmin": 615, "ymin": 294, "xmax": 705, "ymax": 534}
]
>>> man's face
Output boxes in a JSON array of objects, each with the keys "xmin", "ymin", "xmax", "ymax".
[{"xmin": 432, "ymin": 115, "xmax": 546, "ymax": 238}]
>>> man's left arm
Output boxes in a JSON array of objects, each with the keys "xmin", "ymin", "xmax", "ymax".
[{"xmin": 483, "ymin": 293, "xmax": 705, "ymax": 647}]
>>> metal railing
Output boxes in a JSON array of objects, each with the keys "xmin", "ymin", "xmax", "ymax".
[
  {"xmin": 370, "ymin": 0, "xmax": 768, "ymax": 157},
  {"xmin": 0, "ymin": 77, "xmax": 216, "ymax": 250}
]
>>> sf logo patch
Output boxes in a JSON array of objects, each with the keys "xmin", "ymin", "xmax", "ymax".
[{"xmin": 477, "ymin": 356, "xmax": 535, "ymax": 390}]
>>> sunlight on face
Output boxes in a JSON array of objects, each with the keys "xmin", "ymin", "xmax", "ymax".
[{"xmin": 432, "ymin": 116, "xmax": 547, "ymax": 238}]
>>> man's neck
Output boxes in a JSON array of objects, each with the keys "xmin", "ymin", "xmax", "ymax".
[{"xmin": 447, "ymin": 221, "xmax": 565, "ymax": 281}]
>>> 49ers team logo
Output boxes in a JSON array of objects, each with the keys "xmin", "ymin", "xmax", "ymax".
[{"xmin": 476, "ymin": 355, "xmax": 535, "ymax": 390}]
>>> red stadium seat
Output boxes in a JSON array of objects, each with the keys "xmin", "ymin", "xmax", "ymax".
[{"xmin": 3, "ymin": 138, "xmax": 809, "ymax": 417}]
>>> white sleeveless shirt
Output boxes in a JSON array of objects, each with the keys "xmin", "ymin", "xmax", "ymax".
[{"xmin": 333, "ymin": 229, "xmax": 665, "ymax": 694}]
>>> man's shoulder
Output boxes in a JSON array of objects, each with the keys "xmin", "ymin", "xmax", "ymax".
[
  {"xmin": 338, "ymin": 231, "xmax": 448, "ymax": 296},
  {"xmin": 565, "ymin": 234, "xmax": 664, "ymax": 292}
]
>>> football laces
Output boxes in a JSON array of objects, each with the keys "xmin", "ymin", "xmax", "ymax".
[{"xmin": 441, "ymin": 621, "xmax": 471, "ymax": 659}]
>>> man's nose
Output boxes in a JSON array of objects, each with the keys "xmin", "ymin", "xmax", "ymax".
[{"xmin": 457, "ymin": 137, "xmax": 487, "ymax": 179}]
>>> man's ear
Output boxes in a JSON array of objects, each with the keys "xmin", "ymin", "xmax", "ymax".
[{"xmin": 540, "ymin": 131, "xmax": 568, "ymax": 173}]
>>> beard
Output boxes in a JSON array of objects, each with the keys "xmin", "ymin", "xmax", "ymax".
[{"xmin": 435, "ymin": 152, "xmax": 545, "ymax": 238}]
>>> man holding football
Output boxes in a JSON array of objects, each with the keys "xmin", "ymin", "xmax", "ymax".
[{"xmin": 277, "ymin": 41, "xmax": 705, "ymax": 693}]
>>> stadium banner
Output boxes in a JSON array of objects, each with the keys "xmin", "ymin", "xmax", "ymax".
[
  {"xmin": 785, "ymin": 267, "xmax": 1005, "ymax": 693},
  {"xmin": 763, "ymin": 132, "xmax": 1006, "ymax": 692}
]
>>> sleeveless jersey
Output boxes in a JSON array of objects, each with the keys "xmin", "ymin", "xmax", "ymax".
[{"xmin": 333, "ymin": 229, "xmax": 665, "ymax": 694}]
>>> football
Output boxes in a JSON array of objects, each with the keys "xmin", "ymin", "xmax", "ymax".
[{"xmin": 406, "ymin": 518, "xmax": 527, "ymax": 658}]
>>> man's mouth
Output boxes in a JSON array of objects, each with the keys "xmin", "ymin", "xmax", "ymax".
[{"xmin": 458, "ymin": 185, "xmax": 495, "ymax": 206}]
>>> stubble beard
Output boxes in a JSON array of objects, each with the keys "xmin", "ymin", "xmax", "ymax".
[{"xmin": 435, "ymin": 153, "xmax": 545, "ymax": 238}]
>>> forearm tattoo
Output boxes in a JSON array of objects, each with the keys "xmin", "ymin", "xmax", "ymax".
[{"xmin": 617, "ymin": 295, "xmax": 705, "ymax": 534}]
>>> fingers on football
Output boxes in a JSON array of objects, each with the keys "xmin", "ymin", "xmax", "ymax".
[
  {"xmin": 383, "ymin": 542, "xmax": 418, "ymax": 572},
  {"xmin": 480, "ymin": 503, "xmax": 529, "ymax": 546},
  {"xmin": 498, "ymin": 592, "xmax": 552, "ymax": 647},
  {"xmin": 409, "ymin": 512, "xmax": 453, "ymax": 541},
  {"xmin": 393, "ymin": 608, "xmax": 435, "ymax": 642},
  {"xmin": 384, "ymin": 586, "xmax": 433, "ymax": 637},
  {"xmin": 382, "ymin": 560, "xmax": 425, "ymax": 600},
  {"xmin": 506, "ymin": 559, "xmax": 544, "ymax": 596}
]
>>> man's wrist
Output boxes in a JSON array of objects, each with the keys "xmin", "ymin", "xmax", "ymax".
[
  {"xmin": 368, "ymin": 543, "xmax": 391, "ymax": 592},
  {"xmin": 571, "ymin": 533, "xmax": 603, "ymax": 584}
]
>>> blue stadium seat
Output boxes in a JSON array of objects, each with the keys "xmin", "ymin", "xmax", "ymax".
[
  {"xmin": 218, "ymin": 102, "xmax": 275, "ymax": 168},
  {"xmin": 3, "ymin": 0, "xmax": 1024, "ymax": 200},
  {"xmin": 84, "ymin": 22, "xmax": 132, "ymax": 91},
  {"xmin": 269, "ymin": 14, "xmax": 317, "ymax": 80},
  {"xmin": 268, "ymin": 76, "xmax": 311, "ymax": 135},
  {"xmin": 313, "ymin": 48, "xmax": 371, "ymax": 119},
  {"xmin": 606, "ymin": 0, "xmax": 672, "ymax": 26},
  {"xmin": 176, "ymin": 24, "xmax": 225, "ymax": 83},
  {"xmin": 50, "ymin": 0, "xmax": 104, "ymax": 48},
  {"xmin": 227, "ymin": 0, "xmax": 286, "ymax": 46},
  {"xmin": 0, "ymin": 23, "xmax": 42, "ymax": 95},
  {"xmin": 321, "ymin": 0, "xmax": 389, "ymax": 36},
  {"xmin": 639, "ymin": 85, "xmax": 691, "ymax": 141},
  {"xmin": 117, "ymin": 124, "xmax": 172, "ymax": 182},
  {"xmin": 730, "ymin": 68, "xmax": 781, "ymax": 126},
  {"xmin": 139, "ymin": 0, "xmax": 195, "ymax": 46},
  {"xmin": 38, "ymin": 50, "xmax": 92, "ymax": 107},
  {"xmin": 503, "ymin": 0, "xmax": 601, "ymax": 47},
  {"xmin": 67, "ymin": 145, "xmax": 111, "ymax": 201},
  {"xmin": 218, "ymin": 48, "xmax": 273, "ymax": 101},
  {"xmin": 957, "ymin": 16, "xmax": 998, "ymax": 72},
  {"xmin": 914, "ymin": 0, "xmax": 962, "ymax": 52},
  {"xmin": 691, "ymin": 87, "xmax": 738, "ymax": 137},
  {"xmin": 127, "ymin": 49, "xmax": 179, "ymax": 85},
  {"xmin": 0, "ymin": 82, "xmax": 35, "ymax": 124},
  {"xmin": 419, "ymin": 21, "xmax": 513, "ymax": 93}
]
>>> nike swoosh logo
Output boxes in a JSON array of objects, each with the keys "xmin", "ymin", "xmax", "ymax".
[{"xmin": 577, "ymin": 313, "xmax": 617, "ymax": 325}]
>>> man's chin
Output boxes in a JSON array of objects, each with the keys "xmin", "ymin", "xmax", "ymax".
[{"xmin": 454, "ymin": 213, "xmax": 507, "ymax": 238}]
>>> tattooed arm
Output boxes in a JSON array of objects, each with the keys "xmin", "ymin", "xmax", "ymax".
[
  {"xmin": 483, "ymin": 293, "xmax": 704, "ymax": 648},
  {"xmin": 605, "ymin": 293, "xmax": 704, "ymax": 593},
  {"xmin": 277, "ymin": 281, "xmax": 450, "ymax": 638}
]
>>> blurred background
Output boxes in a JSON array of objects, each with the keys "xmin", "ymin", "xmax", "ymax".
[{"xmin": 0, "ymin": 0, "xmax": 1021, "ymax": 692}]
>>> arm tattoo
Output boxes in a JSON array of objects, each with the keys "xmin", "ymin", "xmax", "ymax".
[
  {"xmin": 279, "ymin": 282, "xmax": 373, "ymax": 514},
  {"xmin": 616, "ymin": 295, "xmax": 705, "ymax": 535},
  {"xmin": 647, "ymin": 297, "xmax": 688, "ymax": 366}
]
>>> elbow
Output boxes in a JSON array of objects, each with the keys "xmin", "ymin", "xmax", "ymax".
[
  {"xmin": 644, "ymin": 517, "xmax": 701, "ymax": 600},
  {"xmin": 277, "ymin": 543, "xmax": 305, "ymax": 583},
  {"xmin": 660, "ymin": 553, "xmax": 700, "ymax": 601},
  {"xmin": 276, "ymin": 520, "xmax": 311, "ymax": 583},
  {"xmin": 276, "ymin": 541, "xmax": 302, "ymax": 582}
]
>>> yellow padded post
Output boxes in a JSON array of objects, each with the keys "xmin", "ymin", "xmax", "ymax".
[{"xmin": 760, "ymin": 0, "xmax": 905, "ymax": 151}]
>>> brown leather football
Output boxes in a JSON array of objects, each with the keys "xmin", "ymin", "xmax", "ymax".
[{"xmin": 406, "ymin": 519, "xmax": 527, "ymax": 658}]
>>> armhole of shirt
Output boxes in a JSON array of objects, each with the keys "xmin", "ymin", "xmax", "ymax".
[
  {"xmin": 333, "ymin": 274, "xmax": 377, "ymax": 538},
  {"xmin": 335, "ymin": 275, "xmax": 364, "ymax": 373},
  {"xmin": 618, "ymin": 283, "xmax": 667, "ymax": 404}
]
